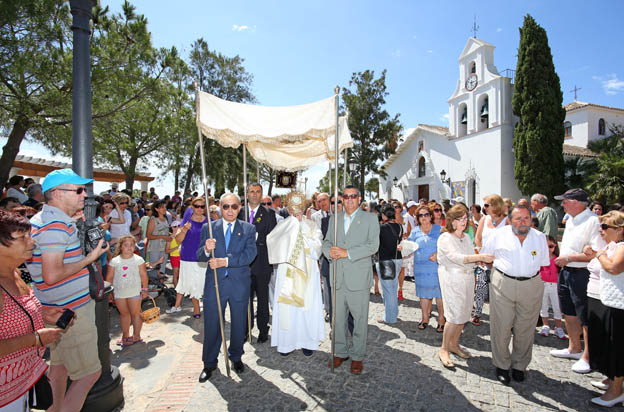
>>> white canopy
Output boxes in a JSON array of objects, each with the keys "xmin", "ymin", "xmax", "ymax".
[{"xmin": 196, "ymin": 91, "xmax": 353, "ymax": 171}]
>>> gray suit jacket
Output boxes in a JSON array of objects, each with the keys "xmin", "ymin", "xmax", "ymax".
[{"xmin": 322, "ymin": 210, "xmax": 380, "ymax": 291}]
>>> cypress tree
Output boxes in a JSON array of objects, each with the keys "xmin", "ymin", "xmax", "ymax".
[{"xmin": 512, "ymin": 14, "xmax": 566, "ymax": 198}]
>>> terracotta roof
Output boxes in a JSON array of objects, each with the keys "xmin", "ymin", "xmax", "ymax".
[
  {"xmin": 562, "ymin": 144, "xmax": 599, "ymax": 158},
  {"xmin": 564, "ymin": 101, "xmax": 624, "ymax": 113}
]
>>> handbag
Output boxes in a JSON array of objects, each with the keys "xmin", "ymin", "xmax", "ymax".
[
  {"xmin": 378, "ymin": 223, "xmax": 403, "ymax": 280},
  {"xmin": 0, "ymin": 284, "xmax": 54, "ymax": 410}
]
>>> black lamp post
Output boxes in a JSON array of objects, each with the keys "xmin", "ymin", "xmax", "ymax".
[
  {"xmin": 69, "ymin": 1, "xmax": 124, "ymax": 410},
  {"xmin": 440, "ymin": 169, "xmax": 451, "ymax": 186},
  {"xmin": 392, "ymin": 176, "xmax": 399, "ymax": 187}
]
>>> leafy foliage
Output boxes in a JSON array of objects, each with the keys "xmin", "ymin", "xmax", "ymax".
[
  {"xmin": 586, "ymin": 126, "xmax": 624, "ymax": 203},
  {"xmin": 511, "ymin": 14, "xmax": 566, "ymax": 199}
]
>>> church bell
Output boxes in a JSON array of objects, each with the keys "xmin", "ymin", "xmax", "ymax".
[{"xmin": 460, "ymin": 110, "xmax": 467, "ymax": 124}]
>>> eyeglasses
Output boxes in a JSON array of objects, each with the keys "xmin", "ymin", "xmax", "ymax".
[
  {"xmin": 332, "ymin": 200, "xmax": 343, "ymax": 204},
  {"xmin": 55, "ymin": 187, "xmax": 85, "ymax": 195},
  {"xmin": 193, "ymin": 204, "xmax": 206, "ymax": 209},
  {"xmin": 483, "ymin": 203, "xmax": 490, "ymax": 208},
  {"xmin": 145, "ymin": 208, "xmax": 151, "ymax": 211},
  {"xmin": 433, "ymin": 208, "xmax": 442, "ymax": 213},
  {"xmin": 548, "ymin": 244, "xmax": 556, "ymax": 249},
  {"xmin": 394, "ymin": 206, "xmax": 402, "ymax": 210},
  {"xmin": 261, "ymin": 202, "xmax": 272, "ymax": 206},
  {"xmin": 343, "ymin": 194, "xmax": 359, "ymax": 200},
  {"xmin": 601, "ymin": 223, "xmax": 615, "ymax": 230},
  {"xmin": 418, "ymin": 213, "xmax": 431, "ymax": 218},
  {"xmin": 118, "ymin": 202, "xmax": 128, "ymax": 205},
  {"xmin": 221, "ymin": 204, "xmax": 239, "ymax": 210},
  {"xmin": 455, "ymin": 216, "xmax": 468, "ymax": 222}
]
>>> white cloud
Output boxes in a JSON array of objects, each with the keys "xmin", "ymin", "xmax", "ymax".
[
  {"xmin": 232, "ymin": 24, "xmax": 249, "ymax": 32},
  {"xmin": 440, "ymin": 113, "xmax": 449, "ymax": 122},
  {"xmin": 593, "ymin": 73, "xmax": 624, "ymax": 95},
  {"xmin": 496, "ymin": 28, "xmax": 503, "ymax": 32},
  {"xmin": 391, "ymin": 49, "xmax": 401, "ymax": 58}
]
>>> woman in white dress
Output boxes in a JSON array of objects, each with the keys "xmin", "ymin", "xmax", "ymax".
[
  {"xmin": 267, "ymin": 192, "xmax": 325, "ymax": 356},
  {"xmin": 437, "ymin": 205, "xmax": 494, "ymax": 368}
]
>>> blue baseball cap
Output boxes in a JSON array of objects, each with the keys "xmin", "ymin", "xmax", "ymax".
[{"xmin": 42, "ymin": 168, "xmax": 93, "ymax": 193}]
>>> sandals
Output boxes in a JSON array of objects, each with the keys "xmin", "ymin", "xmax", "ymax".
[
  {"xmin": 418, "ymin": 322, "xmax": 428, "ymax": 330},
  {"xmin": 436, "ymin": 324, "xmax": 445, "ymax": 333},
  {"xmin": 450, "ymin": 348, "xmax": 471, "ymax": 359},
  {"xmin": 116, "ymin": 337, "xmax": 135, "ymax": 347},
  {"xmin": 472, "ymin": 316, "xmax": 481, "ymax": 326},
  {"xmin": 438, "ymin": 353, "xmax": 455, "ymax": 369}
]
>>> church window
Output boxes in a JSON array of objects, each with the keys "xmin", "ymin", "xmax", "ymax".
[
  {"xmin": 564, "ymin": 121, "xmax": 572, "ymax": 138},
  {"xmin": 418, "ymin": 141, "xmax": 424, "ymax": 152},
  {"xmin": 470, "ymin": 62, "xmax": 476, "ymax": 74},
  {"xmin": 418, "ymin": 157, "xmax": 426, "ymax": 177},
  {"xmin": 598, "ymin": 118, "xmax": 606, "ymax": 135}
]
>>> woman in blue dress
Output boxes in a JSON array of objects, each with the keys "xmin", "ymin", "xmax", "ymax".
[{"xmin": 409, "ymin": 204, "xmax": 446, "ymax": 332}]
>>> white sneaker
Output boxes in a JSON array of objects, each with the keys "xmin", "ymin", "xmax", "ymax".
[
  {"xmin": 539, "ymin": 325, "xmax": 550, "ymax": 336},
  {"xmin": 166, "ymin": 306, "xmax": 181, "ymax": 314},
  {"xmin": 550, "ymin": 348, "xmax": 582, "ymax": 359},
  {"xmin": 554, "ymin": 327, "xmax": 567, "ymax": 339},
  {"xmin": 572, "ymin": 358, "xmax": 592, "ymax": 374}
]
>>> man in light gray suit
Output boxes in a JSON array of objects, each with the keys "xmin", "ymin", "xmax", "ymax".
[{"xmin": 322, "ymin": 185, "xmax": 380, "ymax": 374}]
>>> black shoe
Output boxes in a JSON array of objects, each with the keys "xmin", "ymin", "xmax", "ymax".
[
  {"xmin": 302, "ymin": 349, "xmax": 314, "ymax": 357},
  {"xmin": 511, "ymin": 368, "xmax": 525, "ymax": 382},
  {"xmin": 496, "ymin": 368, "xmax": 510, "ymax": 385},
  {"xmin": 257, "ymin": 332, "xmax": 268, "ymax": 343},
  {"xmin": 199, "ymin": 367, "xmax": 216, "ymax": 383},
  {"xmin": 232, "ymin": 360, "xmax": 245, "ymax": 374},
  {"xmin": 279, "ymin": 351, "xmax": 292, "ymax": 357}
]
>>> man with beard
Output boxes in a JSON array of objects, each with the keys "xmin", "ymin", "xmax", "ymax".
[{"xmin": 481, "ymin": 204, "xmax": 549, "ymax": 385}]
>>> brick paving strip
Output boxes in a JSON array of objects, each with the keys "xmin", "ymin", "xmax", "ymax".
[{"xmin": 110, "ymin": 280, "xmax": 607, "ymax": 411}]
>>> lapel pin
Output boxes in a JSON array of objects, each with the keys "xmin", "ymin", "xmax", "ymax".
[{"xmin": 238, "ymin": 232, "xmax": 241, "ymax": 236}]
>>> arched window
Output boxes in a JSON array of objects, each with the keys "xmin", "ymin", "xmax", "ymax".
[
  {"xmin": 564, "ymin": 121, "xmax": 572, "ymax": 138},
  {"xmin": 418, "ymin": 157, "xmax": 426, "ymax": 177},
  {"xmin": 470, "ymin": 61, "xmax": 476, "ymax": 74},
  {"xmin": 598, "ymin": 118, "xmax": 606, "ymax": 135}
]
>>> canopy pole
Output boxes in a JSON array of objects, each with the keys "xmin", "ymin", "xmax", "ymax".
[
  {"xmin": 195, "ymin": 83, "xmax": 230, "ymax": 377},
  {"xmin": 331, "ymin": 85, "xmax": 340, "ymax": 373},
  {"xmin": 328, "ymin": 164, "xmax": 332, "ymax": 197},
  {"xmin": 243, "ymin": 145, "xmax": 253, "ymax": 344},
  {"xmin": 343, "ymin": 148, "xmax": 348, "ymax": 190}
]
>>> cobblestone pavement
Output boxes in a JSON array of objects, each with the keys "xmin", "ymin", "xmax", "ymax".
[{"xmin": 110, "ymin": 279, "xmax": 609, "ymax": 411}]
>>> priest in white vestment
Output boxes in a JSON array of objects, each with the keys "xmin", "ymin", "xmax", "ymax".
[{"xmin": 267, "ymin": 192, "xmax": 325, "ymax": 356}]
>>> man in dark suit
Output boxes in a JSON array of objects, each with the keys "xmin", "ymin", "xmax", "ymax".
[
  {"xmin": 320, "ymin": 193, "xmax": 342, "ymax": 322},
  {"xmin": 238, "ymin": 183, "xmax": 277, "ymax": 342},
  {"xmin": 197, "ymin": 193, "xmax": 257, "ymax": 382}
]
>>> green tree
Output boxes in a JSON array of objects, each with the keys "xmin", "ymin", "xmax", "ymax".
[
  {"xmin": 563, "ymin": 156, "xmax": 597, "ymax": 190},
  {"xmin": 317, "ymin": 167, "xmax": 348, "ymax": 194},
  {"xmin": 511, "ymin": 14, "xmax": 566, "ymax": 198},
  {"xmin": 586, "ymin": 126, "xmax": 624, "ymax": 203},
  {"xmin": 341, "ymin": 70, "xmax": 402, "ymax": 195},
  {"xmin": 365, "ymin": 177, "xmax": 379, "ymax": 199}
]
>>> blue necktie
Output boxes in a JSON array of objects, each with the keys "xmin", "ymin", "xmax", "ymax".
[{"xmin": 224, "ymin": 223, "xmax": 232, "ymax": 277}]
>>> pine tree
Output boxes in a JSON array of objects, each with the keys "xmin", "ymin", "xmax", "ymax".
[{"xmin": 512, "ymin": 14, "xmax": 566, "ymax": 198}]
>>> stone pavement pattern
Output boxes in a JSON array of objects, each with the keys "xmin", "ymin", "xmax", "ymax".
[{"xmin": 109, "ymin": 280, "xmax": 608, "ymax": 411}]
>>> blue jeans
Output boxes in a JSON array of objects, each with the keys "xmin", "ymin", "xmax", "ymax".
[{"xmin": 376, "ymin": 259, "xmax": 402, "ymax": 323}]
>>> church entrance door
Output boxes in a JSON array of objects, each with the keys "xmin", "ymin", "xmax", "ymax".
[{"xmin": 418, "ymin": 184, "xmax": 429, "ymax": 201}]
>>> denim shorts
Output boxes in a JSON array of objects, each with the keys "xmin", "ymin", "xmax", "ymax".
[{"xmin": 558, "ymin": 266, "xmax": 590, "ymax": 325}]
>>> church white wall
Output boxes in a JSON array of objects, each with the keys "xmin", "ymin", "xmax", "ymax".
[
  {"xmin": 564, "ymin": 110, "xmax": 589, "ymax": 147},
  {"xmin": 586, "ymin": 108, "xmax": 624, "ymax": 143}
]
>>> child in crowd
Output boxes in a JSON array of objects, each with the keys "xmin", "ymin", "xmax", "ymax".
[
  {"xmin": 167, "ymin": 221, "xmax": 182, "ymax": 288},
  {"xmin": 107, "ymin": 234, "xmax": 149, "ymax": 347},
  {"xmin": 539, "ymin": 235, "xmax": 566, "ymax": 339}
]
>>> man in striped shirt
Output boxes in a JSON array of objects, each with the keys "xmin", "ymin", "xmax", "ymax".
[{"xmin": 26, "ymin": 168, "xmax": 108, "ymax": 412}]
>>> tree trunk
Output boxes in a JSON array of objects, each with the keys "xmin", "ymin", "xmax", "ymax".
[
  {"xmin": 124, "ymin": 156, "xmax": 138, "ymax": 192},
  {"xmin": 174, "ymin": 165, "xmax": 180, "ymax": 191},
  {"xmin": 0, "ymin": 116, "xmax": 29, "ymax": 190},
  {"xmin": 184, "ymin": 146, "xmax": 199, "ymax": 194}
]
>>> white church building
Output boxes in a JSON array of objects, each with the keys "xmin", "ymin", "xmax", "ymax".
[{"xmin": 379, "ymin": 37, "xmax": 622, "ymax": 206}]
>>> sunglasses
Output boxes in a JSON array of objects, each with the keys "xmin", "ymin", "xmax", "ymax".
[
  {"xmin": 261, "ymin": 202, "xmax": 272, "ymax": 206},
  {"xmin": 548, "ymin": 244, "xmax": 556, "ymax": 249},
  {"xmin": 394, "ymin": 206, "xmax": 402, "ymax": 209},
  {"xmin": 193, "ymin": 204, "xmax": 206, "ymax": 209},
  {"xmin": 418, "ymin": 213, "xmax": 431, "ymax": 218},
  {"xmin": 145, "ymin": 208, "xmax": 151, "ymax": 211},
  {"xmin": 221, "ymin": 204, "xmax": 239, "ymax": 210},
  {"xmin": 433, "ymin": 208, "xmax": 442, "ymax": 212},
  {"xmin": 601, "ymin": 223, "xmax": 615, "ymax": 230},
  {"xmin": 333, "ymin": 200, "xmax": 343, "ymax": 204},
  {"xmin": 55, "ymin": 187, "xmax": 85, "ymax": 195},
  {"xmin": 343, "ymin": 194, "xmax": 358, "ymax": 200},
  {"xmin": 455, "ymin": 216, "xmax": 468, "ymax": 222},
  {"xmin": 483, "ymin": 203, "xmax": 490, "ymax": 208},
  {"xmin": 118, "ymin": 201, "xmax": 128, "ymax": 205}
]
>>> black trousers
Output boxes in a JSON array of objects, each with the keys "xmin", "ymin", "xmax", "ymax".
[{"xmin": 249, "ymin": 270, "xmax": 271, "ymax": 335}]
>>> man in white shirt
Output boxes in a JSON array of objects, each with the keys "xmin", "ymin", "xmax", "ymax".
[
  {"xmin": 311, "ymin": 192, "xmax": 330, "ymax": 228},
  {"xmin": 404, "ymin": 201, "xmax": 417, "ymax": 231},
  {"xmin": 482, "ymin": 204, "xmax": 549, "ymax": 385},
  {"xmin": 549, "ymin": 189, "xmax": 601, "ymax": 374}
]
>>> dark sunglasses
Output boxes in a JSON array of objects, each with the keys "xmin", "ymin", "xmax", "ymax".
[
  {"xmin": 343, "ymin": 194, "xmax": 358, "ymax": 200},
  {"xmin": 261, "ymin": 202, "xmax": 272, "ymax": 206},
  {"xmin": 394, "ymin": 206, "xmax": 402, "ymax": 209},
  {"xmin": 483, "ymin": 203, "xmax": 490, "ymax": 208},
  {"xmin": 548, "ymin": 244, "xmax": 556, "ymax": 249},
  {"xmin": 193, "ymin": 204, "xmax": 206, "ymax": 209},
  {"xmin": 418, "ymin": 213, "xmax": 431, "ymax": 218},
  {"xmin": 118, "ymin": 201, "xmax": 128, "ymax": 205},
  {"xmin": 433, "ymin": 208, "xmax": 442, "ymax": 213},
  {"xmin": 601, "ymin": 223, "xmax": 615, "ymax": 230},
  {"xmin": 333, "ymin": 200, "xmax": 343, "ymax": 204},
  {"xmin": 145, "ymin": 208, "xmax": 151, "ymax": 211},
  {"xmin": 55, "ymin": 187, "xmax": 85, "ymax": 195},
  {"xmin": 221, "ymin": 204, "xmax": 239, "ymax": 210}
]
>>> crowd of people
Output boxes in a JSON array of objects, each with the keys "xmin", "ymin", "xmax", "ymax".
[{"xmin": 1, "ymin": 169, "xmax": 624, "ymax": 410}]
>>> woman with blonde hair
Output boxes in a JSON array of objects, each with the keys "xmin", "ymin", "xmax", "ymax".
[
  {"xmin": 109, "ymin": 192, "xmax": 131, "ymax": 244},
  {"xmin": 437, "ymin": 205, "xmax": 494, "ymax": 368},
  {"xmin": 472, "ymin": 194, "xmax": 508, "ymax": 326}
]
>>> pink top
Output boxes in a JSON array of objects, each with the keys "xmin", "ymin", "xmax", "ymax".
[
  {"xmin": 540, "ymin": 257, "xmax": 559, "ymax": 283},
  {"xmin": 0, "ymin": 288, "xmax": 48, "ymax": 408}
]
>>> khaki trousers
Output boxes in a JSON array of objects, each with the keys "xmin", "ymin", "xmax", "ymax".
[{"xmin": 489, "ymin": 268, "xmax": 544, "ymax": 371}]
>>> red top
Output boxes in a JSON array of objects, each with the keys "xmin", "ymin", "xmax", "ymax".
[
  {"xmin": 0, "ymin": 287, "xmax": 48, "ymax": 407},
  {"xmin": 540, "ymin": 257, "xmax": 559, "ymax": 283}
]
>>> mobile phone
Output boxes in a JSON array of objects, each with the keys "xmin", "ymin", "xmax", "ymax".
[{"xmin": 56, "ymin": 309, "xmax": 75, "ymax": 329}]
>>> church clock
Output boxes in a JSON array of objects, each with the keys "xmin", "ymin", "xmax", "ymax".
[{"xmin": 465, "ymin": 73, "xmax": 478, "ymax": 91}]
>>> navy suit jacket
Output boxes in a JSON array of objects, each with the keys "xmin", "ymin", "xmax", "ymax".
[
  {"xmin": 197, "ymin": 219, "xmax": 257, "ymax": 301},
  {"xmin": 237, "ymin": 204, "xmax": 277, "ymax": 275}
]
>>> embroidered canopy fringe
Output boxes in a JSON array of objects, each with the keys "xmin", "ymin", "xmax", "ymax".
[{"xmin": 196, "ymin": 91, "xmax": 353, "ymax": 171}]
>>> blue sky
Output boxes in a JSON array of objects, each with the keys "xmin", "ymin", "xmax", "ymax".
[{"xmin": 10, "ymin": 0, "xmax": 624, "ymax": 197}]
